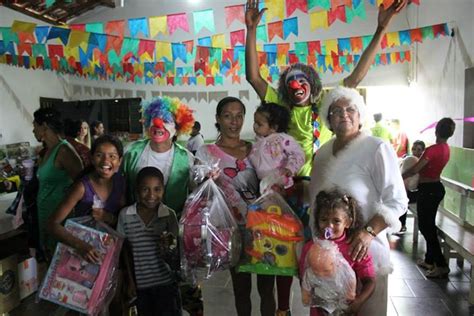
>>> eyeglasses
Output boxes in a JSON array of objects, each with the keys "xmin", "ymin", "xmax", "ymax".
[{"xmin": 329, "ymin": 106, "xmax": 357, "ymax": 117}]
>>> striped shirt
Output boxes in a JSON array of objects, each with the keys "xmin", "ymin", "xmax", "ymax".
[{"xmin": 117, "ymin": 203, "xmax": 178, "ymax": 289}]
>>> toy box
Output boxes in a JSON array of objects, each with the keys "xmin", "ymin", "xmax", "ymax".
[
  {"xmin": 239, "ymin": 191, "xmax": 304, "ymax": 276},
  {"xmin": 39, "ymin": 217, "xmax": 123, "ymax": 315},
  {"xmin": 18, "ymin": 257, "xmax": 38, "ymax": 300}
]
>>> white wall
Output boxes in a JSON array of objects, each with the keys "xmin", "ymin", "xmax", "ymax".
[
  {"xmin": 2, "ymin": 0, "xmax": 472, "ymax": 146},
  {"xmin": 366, "ymin": 0, "xmax": 474, "ymax": 147}
]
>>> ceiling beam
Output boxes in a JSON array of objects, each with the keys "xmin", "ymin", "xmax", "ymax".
[{"xmin": 2, "ymin": 4, "xmax": 61, "ymax": 25}]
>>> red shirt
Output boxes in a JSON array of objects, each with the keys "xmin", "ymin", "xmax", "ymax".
[{"xmin": 419, "ymin": 143, "xmax": 450, "ymax": 180}]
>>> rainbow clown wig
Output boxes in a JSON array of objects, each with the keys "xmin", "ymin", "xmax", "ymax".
[{"xmin": 141, "ymin": 96, "xmax": 195, "ymax": 137}]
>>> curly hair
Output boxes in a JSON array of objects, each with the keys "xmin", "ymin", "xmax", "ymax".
[
  {"xmin": 256, "ymin": 102, "xmax": 290, "ymax": 133},
  {"xmin": 33, "ymin": 108, "xmax": 63, "ymax": 134},
  {"xmin": 313, "ymin": 188, "xmax": 364, "ymax": 238},
  {"xmin": 277, "ymin": 63, "xmax": 322, "ymax": 107}
]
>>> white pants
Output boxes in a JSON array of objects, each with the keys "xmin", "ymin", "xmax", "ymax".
[{"xmin": 358, "ymin": 274, "xmax": 388, "ymax": 316}]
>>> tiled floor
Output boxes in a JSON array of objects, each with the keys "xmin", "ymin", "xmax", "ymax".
[{"xmin": 10, "ymin": 218, "xmax": 474, "ymax": 315}]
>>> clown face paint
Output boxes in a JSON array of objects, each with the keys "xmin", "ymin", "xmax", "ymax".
[
  {"xmin": 285, "ymin": 70, "xmax": 311, "ymax": 105},
  {"xmin": 149, "ymin": 125, "xmax": 170, "ymax": 143}
]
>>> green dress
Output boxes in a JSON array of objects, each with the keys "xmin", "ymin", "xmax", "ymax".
[{"xmin": 36, "ymin": 139, "xmax": 73, "ymax": 254}]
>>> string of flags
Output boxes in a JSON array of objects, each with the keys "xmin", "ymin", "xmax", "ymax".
[{"xmin": 0, "ymin": 19, "xmax": 448, "ymax": 85}]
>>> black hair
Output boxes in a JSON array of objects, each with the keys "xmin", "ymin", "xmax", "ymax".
[
  {"xmin": 435, "ymin": 117, "xmax": 455, "ymax": 139},
  {"xmin": 193, "ymin": 121, "xmax": 201, "ymax": 130},
  {"xmin": 63, "ymin": 118, "xmax": 81, "ymax": 138},
  {"xmin": 90, "ymin": 135, "xmax": 124, "ymax": 158},
  {"xmin": 373, "ymin": 113, "xmax": 382, "ymax": 122},
  {"xmin": 412, "ymin": 140, "xmax": 426, "ymax": 151},
  {"xmin": 313, "ymin": 188, "xmax": 363, "ymax": 238},
  {"xmin": 255, "ymin": 102, "xmax": 290, "ymax": 133},
  {"xmin": 136, "ymin": 166, "xmax": 164, "ymax": 188},
  {"xmin": 90, "ymin": 120, "xmax": 103, "ymax": 136},
  {"xmin": 277, "ymin": 63, "xmax": 322, "ymax": 107},
  {"xmin": 214, "ymin": 96, "xmax": 246, "ymax": 132},
  {"xmin": 33, "ymin": 108, "xmax": 63, "ymax": 134}
]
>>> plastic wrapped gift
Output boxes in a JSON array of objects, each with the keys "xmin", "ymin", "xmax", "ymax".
[
  {"xmin": 301, "ymin": 238, "xmax": 356, "ymax": 315},
  {"xmin": 38, "ymin": 217, "xmax": 123, "ymax": 315},
  {"xmin": 179, "ymin": 176, "xmax": 241, "ymax": 283},
  {"xmin": 238, "ymin": 191, "xmax": 304, "ymax": 276}
]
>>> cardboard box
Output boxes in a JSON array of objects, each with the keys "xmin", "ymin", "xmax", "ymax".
[
  {"xmin": 18, "ymin": 257, "xmax": 38, "ymax": 300},
  {"xmin": 0, "ymin": 254, "xmax": 20, "ymax": 314}
]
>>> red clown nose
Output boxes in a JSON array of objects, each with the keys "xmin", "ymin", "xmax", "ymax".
[
  {"xmin": 288, "ymin": 80, "xmax": 301, "ymax": 89},
  {"xmin": 152, "ymin": 118, "xmax": 164, "ymax": 128}
]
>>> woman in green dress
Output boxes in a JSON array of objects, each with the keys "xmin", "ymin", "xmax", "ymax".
[{"xmin": 32, "ymin": 108, "xmax": 83, "ymax": 259}]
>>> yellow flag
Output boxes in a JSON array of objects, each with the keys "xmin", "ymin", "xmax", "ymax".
[
  {"xmin": 259, "ymin": 64, "xmax": 269, "ymax": 80},
  {"xmin": 325, "ymin": 55, "xmax": 332, "ymax": 69},
  {"xmin": 210, "ymin": 60, "xmax": 220, "ymax": 76},
  {"xmin": 386, "ymin": 32, "xmax": 401, "ymax": 48},
  {"xmin": 276, "ymin": 53, "xmax": 286, "ymax": 66},
  {"xmin": 324, "ymin": 39, "xmax": 338, "ymax": 55},
  {"xmin": 211, "ymin": 34, "xmax": 226, "ymax": 49},
  {"xmin": 11, "ymin": 20, "xmax": 37, "ymax": 33},
  {"xmin": 140, "ymin": 52, "xmax": 154, "ymax": 63},
  {"xmin": 197, "ymin": 76, "xmax": 206, "ymax": 86},
  {"xmin": 69, "ymin": 30, "xmax": 90, "ymax": 50},
  {"xmin": 64, "ymin": 46, "xmax": 79, "ymax": 60},
  {"xmin": 156, "ymin": 41, "xmax": 172, "ymax": 61},
  {"xmin": 266, "ymin": 0, "xmax": 285, "ymax": 21},
  {"xmin": 157, "ymin": 77, "xmax": 166, "ymax": 85},
  {"xmin": 310, "ymin": 11, "xmax": 328, "ymax": 30},
  {"xmin": 149, "ymin": 16, "xmax": 167, "ymax": 37}
]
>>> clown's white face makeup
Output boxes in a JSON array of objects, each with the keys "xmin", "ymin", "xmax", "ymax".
[
  {"xmin": 149, "ymin": 125, "xmax": 170, "ymax": 144},
  {"xmin": 286, "ymin": 72, "xmax": 311, "ymax": 105}
]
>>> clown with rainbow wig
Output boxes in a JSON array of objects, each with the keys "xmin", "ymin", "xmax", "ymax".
[{"xmin": 121, "ymin": 96, "xmax": 195, "ymax": 213}]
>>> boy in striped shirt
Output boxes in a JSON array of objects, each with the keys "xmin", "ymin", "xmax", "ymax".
[{"xmin": 117, "ymin": 166, "xmax": 181, "ymax": 316}]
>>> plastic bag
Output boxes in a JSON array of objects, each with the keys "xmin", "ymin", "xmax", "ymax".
[
  {"xmin": 238, "ymin": 191, "xmax": 304, "ymax": 276},
  {"xmin": 301, "ymin": 238, "xmax": 356, "ymax": 315},
  {"xmin": 38, "ymin": 216, "xmax": 123, "ymax": 316},
  {"xmin": 179, "ymin": 161, "xmax": 241, "ymax": 284}
]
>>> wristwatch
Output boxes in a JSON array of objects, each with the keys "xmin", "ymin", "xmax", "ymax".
[{"xmin": 364, "ymin": 225, "xmax": 377, "ymax": 237}]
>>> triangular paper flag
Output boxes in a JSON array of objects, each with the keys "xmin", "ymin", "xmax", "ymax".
[
  {"xmin": 286, "ymin": 0, "xmax": 308, "ymax": 16},
  {"xmin": 128, "ymin": 17, "xmax": 149, "ymax": 38},
  {"xmin": 268, "ymin": 21, "xmax": 283, "ymax": 41},
  {"xmin": 310, "ymin": 11, "xmax": 328, "ymax": 30},
  {"xmin": 230, "ymin": 30, "xmax": 245, "ymax": 47},
  {"xmin": 211, "ymin": 34, "xmax": 226, "ymax": 49},
  {"xmin": 168, "ymin": 13, "xmax": 189, "ymax": 35},
  {"xmin": 156, "ymin": 41, "xmax": 172, "ymax": 61},
  {"xmin": 283, "ymin": 17, "xmax": 298, "ymax": 39},
  {"xmin": 225, "ymin": 4, "xmax": 245, "ymax": 27},
  {"xmin": 266, "ymin": 0, "xmax": 285, "ymax": 21},
  {"xmin": 193, "ymin": 9, "xmax": 215, "ymax": 34},
  {"xmin": 105, "ymin": 20, "xmax": 125, "ymax": 37},
  {"xmin": 12, "ymin": 21, "xmax": 36, "ymax": 33}
]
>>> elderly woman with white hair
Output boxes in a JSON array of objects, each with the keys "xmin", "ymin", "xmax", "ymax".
[{"xmin": 309, "ymin": 86, "xmax": 408, "ymax": 315}]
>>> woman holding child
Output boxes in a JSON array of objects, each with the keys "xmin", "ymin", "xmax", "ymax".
[
  {"xmin": 309, "ymin": 87, "xmax": 408, "ymax": 315},
  {"xmin": 195, "ymin": 96, "xmax": 276, "ymax": 316}
]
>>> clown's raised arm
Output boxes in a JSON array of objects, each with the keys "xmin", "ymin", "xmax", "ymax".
[{"xmin": 244, "ymin": 0, "xmax": 408, "ymax": 95}]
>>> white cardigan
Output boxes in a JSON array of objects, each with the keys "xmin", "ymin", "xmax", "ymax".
[{"xmin": 310, "ymin": 133, "xmax": 408, "ymax": 275}]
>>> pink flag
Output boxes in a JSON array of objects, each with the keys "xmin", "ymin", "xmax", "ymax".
[
  {"xmin": 225, "ymin": 5, "xmax": 245, "ymax": 27},
  {"xmin": 230, "ymin": 29, "xmax": 245, "ymax": 47},
  {"xmin": 286, "ymin": 0, "xmax": 308, "ymax": 17},
  {"xmin": 167, "ymin": 13, "xmax": 189, "ymax": 35}
]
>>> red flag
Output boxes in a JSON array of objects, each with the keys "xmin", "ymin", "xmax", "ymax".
[
  {"xmin": 410, "ymin": 28, "xmax": 423, "ymax": 43},
  {"xmin": 307, "ymin": 54, "xmax": 317, "ymax": 66},
  {"xmin": 223, "ymin": 48, "xmax": 235, "ymax": 62},
  {"xmin": 277, "ymin": 43, "xmax": 290, "ymax": 55},
  {"xmin": 394, "ymin": 52, "xmax": 401, "ymax": 63},
  {"xmin": 289, "ymin": 52, "xmax": 299, "ymax": 64},
  {"xmin": 331, "ymin": 0, "xmax": 352, "ymax": 8},
  {"xmin": 232, "ymin": 75, "xmax": 240, "ymax": 84},
  {"xmin": 380, "ymin": 34, "xmax": 388, "ymax": 49},
  {"xmin": 383, "ymin": 0, "xmax": 395, "ymax": 9},
  {"xmin": 409, "ymin": 0, "xmax": 420, "ymax": 4},
  {"xmin": 105, "ymin": 20, "xmax": 125, "ymax": 37},
  {"xmin": 48, "ymin": 44, "xmax": 64, "ymax": 58},
  {"xmin": 225, "ymin": 4, "xmax": 245, "ymax": 27},
  {"xmin": 308, "ymin": 40, "xmax": 321, "ymax": 55},
  {"xmin": 206, "ymin": 77, "xmax": 215, "ymax": 86},
  {"xmin": 18, "ymin": 32, "xmax": 36, "ymax": 43},
  {"xmin": 182, "ymin": 40, "xmax": 194, "ymax": 54},
  {"xmin": 380, "ymin": 53, "xmax": 388, "ymax": 65},
  {"xmin": 258, "ymin": 52, "xmax": 267, "ymax": 67},
  {"xmin": 105, "ymin": 35, "xmax": 123, "ymax": 54},
  {"xmin": 350, "ymin": 37, "xmax": 363, "ymax": 53},
  {"xmin": 167, "ymin": 77, "xmax": 175, "ymax": 85},
  {"xmin": 230, "ymin": 29, "xmax": 245, "ymax": 47},
  {"xmin": 196, "ymin": 46, "xmax": 210, "ymax": 62},
  {"xmin": 267, "ymin": 21, "xmax": 283, "ymax": 41},
  {"xmin": 51, "ymin": 57, "xmax": 59, "ymax": 70},
  {"xmin": 138, "ymin": 39, "xmax": 155, "ymax": 58},
  {"xmin": 405, "ymin": 51, "xmax": 411, "ymax": 62},
  {"xmin": 433, "ymin": 24, "xmax": 447, "ymax": 37},
  {"xmin": 70, "ymin": 24, "xmax": 86, "ymax": 31},
  {"xmin": 18, "ymin": 43, "xmax": 32, "ymax": 56},
  {"xmin": 286, "ymin": 0, "xmax": 308, "ymax": 16},
  {"xmin": 328, "ymin": 5, "xmax": 346, "ymax": 25}
]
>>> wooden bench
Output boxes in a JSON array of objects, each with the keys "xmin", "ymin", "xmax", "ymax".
[{"xmin": 407, "ymin": 177, "xmax": 474, "ymax": 304}]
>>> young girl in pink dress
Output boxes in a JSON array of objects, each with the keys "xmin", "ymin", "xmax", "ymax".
[
  {"xmin": 249, "ymin": 102, "xmax": 305, "ymax": 316},
  {"xmin": 300, "ymin": 189, "xmax": 376, "ymax": 316}
]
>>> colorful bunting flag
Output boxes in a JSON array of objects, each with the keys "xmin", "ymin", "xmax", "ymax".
[
  {"xmin": 105, "ymin": 20, "xmax": 125, "ymax": 37},
  {"xmin": 268, "ymin": 21, "xmax": 283, "ymax": 41},
  {"xmin": 286, "ymin": 0, "xmax": 308, "ymax": 16},
  {"xmin": 149, "ymin": 16, "xmax": 167, "ymax": 37},
  {"xmin": 225, "ymin": 5, "xmax": 245, "ymax": 27},
  {"xmin": 85, "ymin": 23, "xmax": 104, "ymax": 34},
  {"xmin": 256, "ymin": 25, "xmax": 268, "ymax": 42},
  {"xmin": 265, "ymin": 0, "xmax": 285, "ymax": 21},
  {"xmin": 283, "ymin": 17, "xmax": 298, "ymax": 39},
  {"xmin": 47, "ymin": 27, "xmax": 71, "ymax": 45},
  {"xmin": 230, "ymin": 30, "xmax": 245, "ymax": 47},
  {"xmin": 12, "ymin": 21, "xmax": 36, "ymax": 33},
  {"xmin": 167, "ymin": 13, "xmax": 189, "ymax": 35},
  {"xmin": 310, "ymin": 11, "xmax": 329, "ymax": 30},
  {"xmin": 128, "ymin": 17, "xmax": 149, "ymax": 38},
  {"xmin": 193, "ymin": 9, "xmax": 215, "ymax": 34},
  {"xmin": 211, "ymin": 34, "xmax": 226, "ymax": 49}
]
